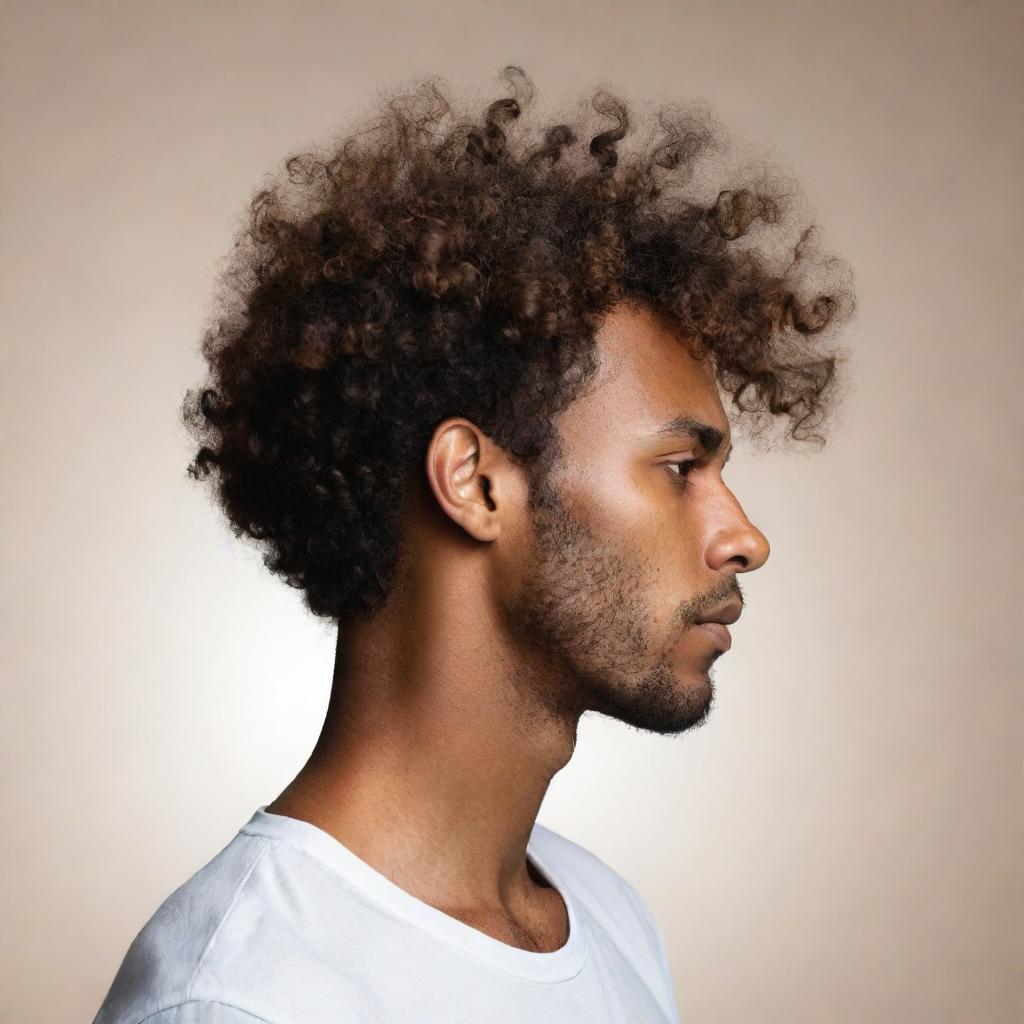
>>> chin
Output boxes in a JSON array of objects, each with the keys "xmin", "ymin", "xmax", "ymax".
[{"xmin": 610, "ymin": 673, "xmax": 716, "ymax": 736}]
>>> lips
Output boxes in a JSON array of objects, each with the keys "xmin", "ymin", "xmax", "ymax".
[
  {"xmin": 694, "ymin": 599, "xmax": 742, "ymax": 627},
  {"xmin": 688, "ymin": 596, "xmax": 742, "ymax": 652},
  {"xmin": 694, "ymin": 621, "xmax": 732, "ymax": 651}
]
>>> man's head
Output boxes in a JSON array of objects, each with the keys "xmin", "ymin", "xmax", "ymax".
[
  {"xmin": 413, "ymin": 299, "xmax": 768, "ymax": 736},
  {"xmin": 502, "ymin": 300, "xmax": 767, "ymax": 734},
  {"xmin": 183, "ymin": 66, "xmax": 851, "ymax": 717}
]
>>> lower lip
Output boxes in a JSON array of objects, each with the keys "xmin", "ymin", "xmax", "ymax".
[{"xmin": 694, "ymin": 623, "xmax": 732, "ymax": 651}]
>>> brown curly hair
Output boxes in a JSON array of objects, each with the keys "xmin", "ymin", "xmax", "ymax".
[{"xmin": 182, "ymin": 65, "xmax": 854, "ymax": 626}]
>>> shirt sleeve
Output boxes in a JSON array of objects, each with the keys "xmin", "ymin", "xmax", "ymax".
[{"xmin": 133, "ymin": 1003, "xmax": 273, "ymax": 1024}]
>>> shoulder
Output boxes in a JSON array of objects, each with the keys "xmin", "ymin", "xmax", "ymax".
[{"xmin": 93, "ymin": 832, "xmax": 274, "ymax": 1024}]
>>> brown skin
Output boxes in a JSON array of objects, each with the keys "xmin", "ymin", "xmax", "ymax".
[{"xmin": 267, "ymin": 300, "xmax": 770, "ymax": 951}]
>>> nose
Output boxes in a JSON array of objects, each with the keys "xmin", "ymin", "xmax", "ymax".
[{"xmin": 705, "ymin": 488, "xmax": 770, "ymax": 575}]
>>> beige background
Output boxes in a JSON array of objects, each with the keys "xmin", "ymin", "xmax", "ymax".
[{"xmin": 2, "ymin": 1, "xmax": 1021, "ymax": 1021}]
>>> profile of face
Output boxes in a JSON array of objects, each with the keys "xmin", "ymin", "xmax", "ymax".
[{"xmin": 500, "ymin": 302, "xmax": 771, "ymax": 736}]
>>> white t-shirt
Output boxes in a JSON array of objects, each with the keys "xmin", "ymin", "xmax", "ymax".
[{"xmin": 93, "ymin": 805, "xmax": 681, "ymax": 1023}]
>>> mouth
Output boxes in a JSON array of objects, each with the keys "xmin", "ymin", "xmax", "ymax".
[{"xmin": 693, "ymin": 622, "xmax": 732, "ymax": 651}]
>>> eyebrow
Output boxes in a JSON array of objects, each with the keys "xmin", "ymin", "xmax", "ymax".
[{"xmin": 654, "ymin": 415, "xmax": 732, "ymax": 460}]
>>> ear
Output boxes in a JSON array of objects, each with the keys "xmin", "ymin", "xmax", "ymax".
[{"xmin": 424, "ymin": 418, "xmax": 506, "ymax": 543}]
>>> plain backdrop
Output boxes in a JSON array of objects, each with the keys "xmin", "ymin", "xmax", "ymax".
[{"xmin": 1, "ymin": 1, "xmax": 1021, "ymax": 1022}]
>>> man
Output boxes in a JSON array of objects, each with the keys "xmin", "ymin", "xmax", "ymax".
[{"xmin": 94, "ymin": 65, "xmax": 849, "ymax": 1023}]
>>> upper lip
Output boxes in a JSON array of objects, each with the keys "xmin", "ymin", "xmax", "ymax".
[{"xmin": 694, "ymin": 599, "xmax": 743, "ymax": 626}]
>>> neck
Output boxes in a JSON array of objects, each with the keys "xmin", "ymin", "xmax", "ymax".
[{"xmin": 267, "ymin": 582, "xmax": 580, "ymax": 915}]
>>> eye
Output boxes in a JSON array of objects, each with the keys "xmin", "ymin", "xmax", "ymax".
[{"xmin": 667, "ymin": 459, "xmax": 698, "ymax": 488}]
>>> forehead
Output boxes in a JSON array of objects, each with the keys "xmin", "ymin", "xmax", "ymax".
[{"xmin": 559, "ymin": 301, "xmax": 729, "ymax": 447}]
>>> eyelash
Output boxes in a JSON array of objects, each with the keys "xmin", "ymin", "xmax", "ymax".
[{"xmin": 668, "ymin": 459, "xmax": 699, "ymax": 488}]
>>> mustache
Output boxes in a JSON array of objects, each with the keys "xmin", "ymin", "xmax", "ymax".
[{"xmin": 682, "ymin": 578, "xmax": 744, "ymax": 627}]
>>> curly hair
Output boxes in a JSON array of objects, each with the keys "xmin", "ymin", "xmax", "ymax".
[{"xmin": 182, "ymin": 65, "xmax": 854, "ymax": 626}]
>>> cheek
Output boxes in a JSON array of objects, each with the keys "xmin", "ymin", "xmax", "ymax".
[
  {"xmin": 577, "ymin": 466, "xmax": 649, "ymax": 531},
  {"xmin": 585, "ymin": 514, "xmax": 694, "ymax": 637},
  {"xmin": 573, "ymin": 459, "xmax": 678, "ymax": 533},
  {"xmin": 647, "ymin": 564, "xmax": 700, "ymax": 637},
  {"xmin": 563, "ymin": 465, "xmax": 705, "ymax": 616},
  {"xmin": 639, "ymin": 515, "xmax": 709, "ymax": 632}
]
